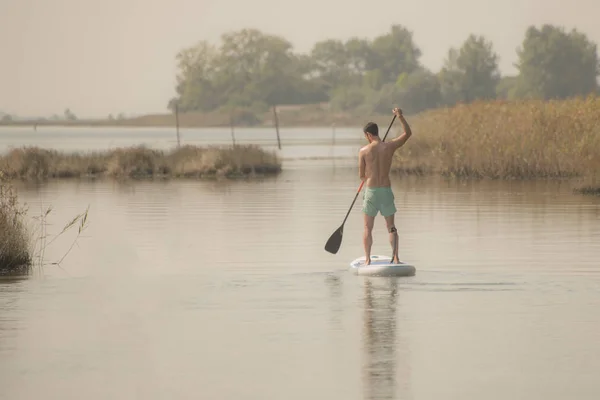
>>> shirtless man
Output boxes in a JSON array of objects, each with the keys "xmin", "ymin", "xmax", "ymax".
[{"xmin": 359, "ymin": 107, "xmax": 412, "ymax": 265}]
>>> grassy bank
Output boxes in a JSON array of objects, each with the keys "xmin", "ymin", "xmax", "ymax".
[
  {"xmin": 0, "ymin": 175, "xmax": 31, "ymax": 275},
  {"xmin": 0, "ymin": 145, "xmax": 282, "ymax": 181},
  {"xmin": 391, "ymin": 96, "xmax": 600, "ymax": 191}
]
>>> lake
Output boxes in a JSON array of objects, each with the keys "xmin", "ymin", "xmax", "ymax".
[
  {"xmin": 1, "ymin": 126, "xmax": 600, "ymax": 400},
  {"xmin": 0, "ymin": 125, "xmax": 361, "ymax": 160}
]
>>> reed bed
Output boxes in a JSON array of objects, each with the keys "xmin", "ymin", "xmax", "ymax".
[
  {"xmin": 0, "ymin": 144, "xmax": 282, "ymax": 180},
  {"xmin": 392, "ymin": 96, "xmax": 600, "ymax": 192},
  {"xmin": 0, "ymin": 174, "xmax": 31, "ymax": 275}
]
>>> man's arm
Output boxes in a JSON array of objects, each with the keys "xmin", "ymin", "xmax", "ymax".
[
  {"xmin": 390, "ymin": 109, "xmax": 412, "ymax": 151},
  {"xmin": 358, "ymin": 149, "xmax": 366, "ymax": 181}
]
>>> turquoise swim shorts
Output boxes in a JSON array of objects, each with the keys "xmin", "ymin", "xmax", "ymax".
[{"xmin": 362, "ymin": 186, "xmax": 396, "ymax": 217}]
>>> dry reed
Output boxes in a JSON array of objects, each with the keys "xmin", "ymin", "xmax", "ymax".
[
  {"xmin": 1, "ymin": 173, "xmax": 90, "ymax": 276},
  {"xmin": 0, "ymin": 144, "xmax": 282, "ymax": 181},
  {"xmin": 0, "ymin": 173, "xmax": 31, "ymax": 275},
  {"xmin": 391, "ymin": 96, "xmax": 600, "ymax": 190}
]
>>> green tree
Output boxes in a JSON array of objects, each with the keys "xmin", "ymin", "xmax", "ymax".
[
  {"xmin": 330, "ymin": 84, "xmax": 371, "ymax": 111},
  {"xmin": 360, "ymin": 68, "xmax": 441, "ymax": 115},
  {"xmin": 438, "ymin": 48, "xmax": 463, "ymax": 106},
  {"xmin": 496, "ymin": 76, "xmax": 519, "ymax": 99},
  {"xmin": 344, "ymin": 37, "xmax": 372, "ymax": 77},
  {"xmin": 170, "ymin": 29, "xmax": 325, "ymax": 112},
  {"xmin": 395, "ymin": 68, "xmax": 442, "ymax": 114},
  {"xmin": 64, "ymin": 108, "xmax": 77, "ymax": 120},
  {"xmin": 308, "ymin": 37, "xmax": 374, "ymax": 94},
  {"xmin": 310, "ymin": 39, "xmax": 352, "ymax": 91},
  {"xmin": 367, "ymin": 25, "xmax": 422, "ymax": 88},
  {"xmin": 169, "ymin": 40, "xmax": 221, "ymax": 112},
  {"xmin": 514, "ymin": 24, "xmax": 599, "ymax": 99},
  {"xmin": 438, "ymin": 34, "xmax": 501, "ymax": 106},
  {"xmin": 216, "ymin": 28, "xmax": 306, "ymax": 107}
]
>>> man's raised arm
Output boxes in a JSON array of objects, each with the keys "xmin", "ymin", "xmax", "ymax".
[{"xmin": 390, "ymin": 108, "xmax": 412, "ymax": 150}]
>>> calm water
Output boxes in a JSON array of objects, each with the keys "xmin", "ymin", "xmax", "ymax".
[
  {"xmin": 1, "ymin": 127, "xmax": 600, "ymax": 400},
  {"xmin": 0, "ymin": 125, "xmax": 362, "ymax": 160}
]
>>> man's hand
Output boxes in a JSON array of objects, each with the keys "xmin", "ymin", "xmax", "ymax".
[{"xmin": 393, "ymin": 107, "xmax": 403, "ymax": 118}]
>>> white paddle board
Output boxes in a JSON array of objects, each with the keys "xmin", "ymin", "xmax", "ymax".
[{"xmin": 349, "ymin": 255, "xmax": 416, "ymax": 277}]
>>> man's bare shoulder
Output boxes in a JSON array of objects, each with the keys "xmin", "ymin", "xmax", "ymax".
[
  {"xmin": 359, "ymin": 144, "xmax": 372, "ymax": 154},
  {"xmin": 384, "ymin": 142, "xmax": 397, "ymax": 151}
]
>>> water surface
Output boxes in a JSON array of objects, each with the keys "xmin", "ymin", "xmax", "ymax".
[
  {"xmin": 0, "ymin": 125, "xmax": 362, "ymax": 160},
  {"xmin": 1, "ymin": 128, "xmax": 600, "ymax": 399}
]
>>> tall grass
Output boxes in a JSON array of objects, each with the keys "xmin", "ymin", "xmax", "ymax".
[
  {"xmin": 392, "ymin": 96, "xmax": 600, "ymax": 188},
  {"xmin": 0, "ymin": 173, "xmax": 30, "ymax": 275},
  {"xmin": 0, "ymin": 144, "xmax": 281, "ymax": 181},
  {"xmin": 0, "ymin": 172, "xmax": 90, "ymax": 276}
]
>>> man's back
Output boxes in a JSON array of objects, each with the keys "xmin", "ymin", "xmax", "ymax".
[
  {"xmin": 359, "ymin": 110, "xmax": 412, "ymax": 188},
  {"xmin": 360, "ymin": 141, "xmax": 396, "ymax": 187}
]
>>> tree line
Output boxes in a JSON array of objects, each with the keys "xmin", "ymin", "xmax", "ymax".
[{"xmin": 169, "ymin": 23, "xmax": 600, "ymax": 116}]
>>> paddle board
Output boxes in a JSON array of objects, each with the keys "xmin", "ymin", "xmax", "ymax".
[{"xmin": 349, "ymin": 255, "xmax": 416, "ymax": 277}]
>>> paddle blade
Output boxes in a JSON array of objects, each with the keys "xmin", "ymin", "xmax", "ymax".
[{"xmin": 324, "ymin": 225, "xmax": 344, "ymax": 254}]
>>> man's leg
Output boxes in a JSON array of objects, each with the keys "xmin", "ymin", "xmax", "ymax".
[
  {"xmin": 384, "ymin": 214, "xmax": 399, "ymax": 263},
  {"xmin": 381, "ymin": 187, "xmax": 399, "ymax": 263},
  {"xmin": 363, "ymin": 214, "xmax": 375, "ymax": 265},
  {"xmin": 361, "ymin": 188, "xmax": 378, "ymax": 265}
]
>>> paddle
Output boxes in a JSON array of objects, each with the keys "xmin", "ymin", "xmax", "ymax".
[{"xmin": 324, "ymin": 114, "xmax": 397, "ymax": 254}]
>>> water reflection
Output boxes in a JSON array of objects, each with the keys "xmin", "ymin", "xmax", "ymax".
[
  {"xmin": 0, "ymin": 280, "xmax": 26, "ymax": 356},
  {"xmin": 324, "ymin": 274, "xmax": 343, "ymax": 331},
  {"xmin": 362, "ymin": 278, "xmax": 410, "ymax": 400}
]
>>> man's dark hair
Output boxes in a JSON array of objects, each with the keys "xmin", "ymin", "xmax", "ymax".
[{"xmin": 363, "ymin": 122, "xmax": 379, "ymax": 136}]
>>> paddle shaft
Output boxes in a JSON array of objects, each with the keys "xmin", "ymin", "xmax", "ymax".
[{"xmin": 339, "ymin": 115, "xmax": 397, "ymax": 227}]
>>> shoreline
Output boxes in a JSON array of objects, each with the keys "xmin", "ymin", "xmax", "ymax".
[{"xmin": 0, "ymin": 104, "xmax": 392, "ymax": 130}]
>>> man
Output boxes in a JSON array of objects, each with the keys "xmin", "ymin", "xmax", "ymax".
[{"xmin": 358, "ymin": 107, "xmax": 412, "ymax": 265}]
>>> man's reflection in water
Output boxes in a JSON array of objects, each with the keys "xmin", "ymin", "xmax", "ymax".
[{"xmin": 362, "ymin": 278, "xmax": 411, "ymax": 400}]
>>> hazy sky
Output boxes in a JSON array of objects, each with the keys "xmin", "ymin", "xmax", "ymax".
[{"xmin": 1, "ymin": 0, "xmax": 599, "ymax": 118}]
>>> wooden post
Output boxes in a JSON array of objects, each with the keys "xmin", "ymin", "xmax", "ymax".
[
  {"xmin": 230, "ymin": 109, "xmax": 236, "ymax": 147},
  {"xmin": 175, "ymin": 103, "xmax": 181, "ymax": 148},
  {"xmin": 272, "ymin": 105, "xmax": 281, "ymax": 150},
  {"xmin": 332, "ymin": 122, "xmax": 336, "ymax": 146}
]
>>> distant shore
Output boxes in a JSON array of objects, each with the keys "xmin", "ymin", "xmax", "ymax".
[{"xmin": 0, "ymin": 104, "xmax": 391, "ymax": 129}]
